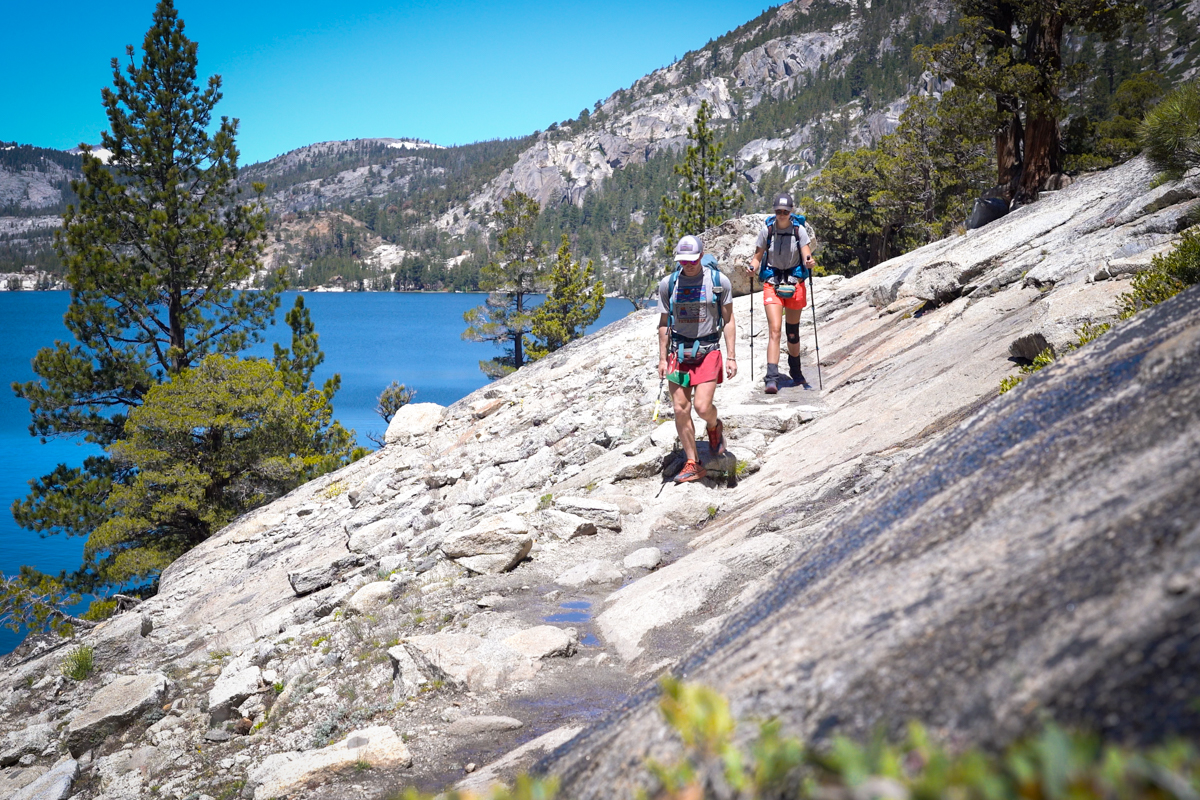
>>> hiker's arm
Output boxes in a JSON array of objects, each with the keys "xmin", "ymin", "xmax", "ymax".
[
  {"xmin": 658, "ymin": 314, "xmax": 670, "ymax": 379},
  {"xmin": 748, "ymin": 246, "xmax": 765, "ymax": 275},
  {"xmin": 722, "ymin": 303, "xmax": 738, "ymax": 378},
  {"xmin": 802, "ymin": 243, "xmax": 815, "ymax": 269}
]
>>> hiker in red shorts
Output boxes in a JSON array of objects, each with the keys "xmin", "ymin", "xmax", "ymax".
[
  {"xmin": 656, "ymin": 235, "xmax": 737, "ymax": 483},
  {"xmin": 748, "ymin": 193, "xmax": 816, "ymax": 393}
]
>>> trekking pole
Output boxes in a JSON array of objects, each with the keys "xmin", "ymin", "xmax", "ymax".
[
  {"xmin": 652, "ymin": 377, "xmax": 665, "ymax": 421},
  {"xmin": 808, "ymin": 269, "xmax": 823, "ymax": 390},
  {"xmin": 749, "ymin": 269, "xmax": 756, "ymax": 381}
]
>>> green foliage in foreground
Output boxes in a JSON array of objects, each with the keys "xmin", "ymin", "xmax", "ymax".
[
  {"xmin": 1140, "ymin": 79, "xmax": 1200, "ymax": 181},
  {"xmin": 386, "ymin": 677, "xmax": 1200, "ymax": 799},
  {"xmin": 643, "ymin": 677, "xmax": 1200, "ymax": 800}
]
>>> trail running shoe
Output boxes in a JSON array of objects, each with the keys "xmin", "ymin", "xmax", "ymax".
[
  {"xmin": 707, "ymin": 419, "xmax": 726, "ymax": 455},
  {"xmin": 675, "ymin": 459, "xmax": 707, "ymax": 483},
  {"xmin": 788, "ymin": 354, "xmax": 806, "ymax": 386}
]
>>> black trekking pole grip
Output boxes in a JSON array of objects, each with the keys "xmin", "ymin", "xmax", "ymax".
[{"xmin": 808, "ymin": 269, "xmax": 822, "ymax": 390}]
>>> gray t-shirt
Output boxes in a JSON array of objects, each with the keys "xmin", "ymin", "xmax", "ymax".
[
  {"xmin": 755, "ymin": 220, "xmax": 811, "ymax": 273},
  {"xmin": 657, "ymin": 267, "xmax": 733, "ymax": 341}
]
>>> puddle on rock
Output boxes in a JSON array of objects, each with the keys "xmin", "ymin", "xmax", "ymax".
[{"xmin": 543, "ymin": 599, "xmax": 592, "ymax": 624}]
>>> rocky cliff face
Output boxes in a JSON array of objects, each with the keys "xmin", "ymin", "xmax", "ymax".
[{"xmin": 1, "ymin": 158, "xmax": 1198, "ymax": 799}]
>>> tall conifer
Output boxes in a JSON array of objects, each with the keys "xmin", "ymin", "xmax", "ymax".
[
  {"xmin": 462, "ymin": 192, "xmax": 545, "ymax": 378},
  {"xmin": 527, "ymin": 235, "xmax": 606, "ymax": 360},
  {"xmin": 659, "ymin": 101, "xmax": 744, "ymax": 256},
  {"xmin": 10, "ymin": 0, "xmax": 286, "ymax": 593}
]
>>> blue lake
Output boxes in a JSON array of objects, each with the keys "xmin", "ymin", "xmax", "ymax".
[{"xmin": 0, "ymin": 290, "xmax": 634, "ymax": 654}]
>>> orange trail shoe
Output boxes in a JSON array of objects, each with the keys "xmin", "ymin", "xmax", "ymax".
[
  {"xmin": 674, "ymin": 459, "xmax": 707, "ymax": 483},
  {"xmin": 706, "ymin": 419, "xmax": 726, "ymax": 455}
]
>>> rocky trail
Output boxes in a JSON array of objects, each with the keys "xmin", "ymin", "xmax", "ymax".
[{"xmin": 2, "ymin": 156, "xmax": 1199, "ymax": 800}]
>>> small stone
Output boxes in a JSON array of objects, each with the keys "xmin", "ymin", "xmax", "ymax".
[
  {"xmin": 446, "ymin": 716, "xmax": 525, "ymax": 736},
  {"xmin": 466, "ymin": 762, "xmax": 477, "ymax": 773},
  {"xmin": 476, "ymin": 594, "xmax": 504, "ymax": 608},
  {"xmin": 503, "ymin": 626, "xmax": 576, "ymax": 660},
  {"xmin": 18, "ymin": 753, "xmax": 35, "ymax": 766},
  {"xmin": 623, "ymin": 547, "xmax": 663, "ymax": 570},
  {"xmin": 204, "ymin": 729, "xmax": 233, "ymax": 743},
  {"xmin": 556, "ymin": 560, "xmax": 624, "ymax": 588}
]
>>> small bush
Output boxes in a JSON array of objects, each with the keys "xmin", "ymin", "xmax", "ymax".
[
  {"xmin": 641, "ymin": 677, "xmax": 1200, "ymax": 800},
  {"xmin": 1140, "ymin": 79, "xmax": 1200, "ymax": 180},
  {"xmin": 537, "ymin": 493, "xmax": 554, "ymax": 511},
  {"xmin": 1120, "ymin": 228, "xmax": 1200, "ymax": 318},
  {"xmin": 60, "ymin": 644, "xmax": 94, "ymax": 681}
]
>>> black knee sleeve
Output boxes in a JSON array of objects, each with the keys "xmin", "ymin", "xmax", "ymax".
[{"xmin": 786, "ymin": 322, "xmax": 801, "ymax": 344}]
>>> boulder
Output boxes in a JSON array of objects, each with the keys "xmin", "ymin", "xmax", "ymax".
[
  {"xmin": 446, "ymin": 716, "xmax": 525, "ymax": 736},
  {"xmin": 503, "ymin": 626, "xmax": 576, "ymax": 660},
  {"xmin": 440, "ymin": 513, "xmax": 533, "ymax": 574},
  {"xmin": 347, "ymin": 517, "xmax": 404, "ymax": 554},
  {"xmin": 345, "ymin": 581, "xmax": 396, "ymax": 616},
  {"xmin": 1, "ymin": 721, "xmax": 56, "ymax": 767},
  {"xmin": 623, "ymin": 548, "xmax": 663, "ymax": 570},
  {"xmin": 537, "ymin": 509, "xmax": 597, "ymax": 540},
  {"xmin": 287, "ymin": 555, "xmax": 362, "ymax": 596},
  {"xmin": 557, "ymin": 560, "xmax": 624, "ymax": 588},
  {"xmin": 403, "ymin": 634, "xmax": 539, "ymax": 692},
  {"xmin": 553, "ymin": 497, "xmax": 622, "ymax": 530},
  {"xmin": 0, "ymin": 765, "xmax": 48, "ymax": 797},
  {"xmin": 207, "ymin": 661, "xmax": 262, "ymax": 724},
  {"xmin": 384, "ymin": 402, "xmax": 444, "ymax": 445},
  {"xmin": 10, "ymin": 756, "xmax": 77, "ymax": 800},
  {"xmin": 387, "ymin": 645, "xmax": 428, "ymax": 699},
  {"xmin": 247, "ymin": 726, "xmax": 412, "ymax": 800},
  {"xmin": 65, "ymin": 673, "xmax": 169, "ymax": 755}
]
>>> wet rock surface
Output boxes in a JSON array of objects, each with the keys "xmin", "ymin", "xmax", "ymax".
[{"xmin": 0, "ymin": 158, "xmax": 1195, "ymax": 798}]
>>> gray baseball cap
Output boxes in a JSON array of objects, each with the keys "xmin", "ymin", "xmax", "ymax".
[{"xmin": 774, "ymin": 193, "xmax": 795, "ymax": 211}]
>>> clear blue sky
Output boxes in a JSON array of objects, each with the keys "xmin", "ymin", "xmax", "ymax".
[{"xmin": 2, "ymin": 0, "xmax": 772, "ymax": 165}]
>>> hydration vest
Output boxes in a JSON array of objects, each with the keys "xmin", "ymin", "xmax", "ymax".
[
  {"xmin": 666, "ymin": 259, "xmax": 726, "ymax": 363},
  {"xmin": 758, "ymin": 213, "xmax": 812, "ymax": 285}
]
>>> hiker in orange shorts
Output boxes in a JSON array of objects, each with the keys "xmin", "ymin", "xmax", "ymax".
[{"xmin": 748, "ymin": 193, "xmax": 816, "ymax": 394}]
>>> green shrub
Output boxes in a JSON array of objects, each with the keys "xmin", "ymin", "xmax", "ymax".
[
  {"xmin": 60, "ymin": 644, "xmax": 94, "ymax": 680},
  {"xmin": 1120, "ymin": 228, "xmax": 1200, "ymax": 319},
  {"xmin": 537, "ymin": 493, "xmax": 554, "ymax": 511},
  {"xmin": 640, "ymin": 678, "xmax": 1200, "ymax": 800},
  {"xmin": 1140, "ymin": 79, "xmax": 1200, "ymax": 180}
]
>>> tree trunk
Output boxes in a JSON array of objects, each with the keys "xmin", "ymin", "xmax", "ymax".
[
  {"xmin": 1015, "ymin": 12, "xmax": 1065, "ymax": 205},
  {"xmin": 996, "ymin": 104, "xmax": 1023, "ymax": 202},
  {"xmin": 1016, "ymin": 113, "xmax": 1062, "ymax": 204}
]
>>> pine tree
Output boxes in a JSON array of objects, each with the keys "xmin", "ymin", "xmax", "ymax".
[
  {"xmin": 920, "ymin": 0, "xmax": 1140, "ymax": 203},
  {"xmin": 87, "ymin": 356, "xmax": 357, "ymax": 587},
  {"xmin": 527, "ymin": 235, "xmax": 606, "ymax": 360},
  {"xmin": 7, "ymin": 0, "xmax": 331, "ymax": 599},
  {"xmin": 659, "ymin": 101, "xmax": 744, "ymax": 256},
  {"xmin": 462, "ymin": 192, "xmax": 546, "ymax": 378}
]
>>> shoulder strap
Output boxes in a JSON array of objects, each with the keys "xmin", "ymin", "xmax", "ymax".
[
  {"xmin": 709, "ymin": 265, "xmax": 725, "ymax": 335},
  {"xmin": 667, "ymin": 268, "xmax": 681, "ymax": 333}
]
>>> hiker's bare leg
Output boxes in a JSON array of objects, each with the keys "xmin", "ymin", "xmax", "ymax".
[
  {"xmin": 785, "ymin": 307, "xmax": 803, "ymax": 357},
  {"xmin": 670, "ymin": 382, "xmax": 698, "ymax": 462},
  {"xmin": 692, "ymin": 380, "xmax": 719, "ymax": 431},
  {"xmin": 765, "ymin": 303, "xmax": 784, "ymax": 366}
]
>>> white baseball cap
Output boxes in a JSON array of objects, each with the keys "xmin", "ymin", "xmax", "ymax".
[{"xmin": 673, "ymin": 235, "xmax": 704, "ymax": 262}]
